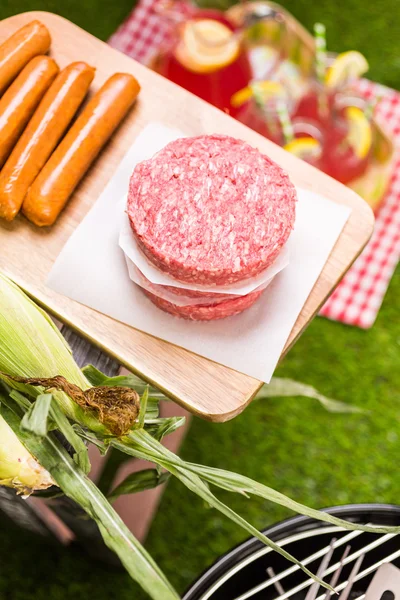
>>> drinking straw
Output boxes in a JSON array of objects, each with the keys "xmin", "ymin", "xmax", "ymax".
[
  {"xmin": 313, "ymin": 23, "xmax": 328, "ymax": 119},
  {"xmin": 277, "ymin": 100, "xmax": 294, "ymax": 144},
  {"xmin": 314, "ymin": 23, "xmax": 327, "ymax": 84},
  {"xmin": 251, "ymin": 81, "xmax": 267, "ymax": 109},
  {"xmin": 364, "ymin": 94, "xmax": 382, "ymax": 121},
  {"xmin": 251, "ymin": 81, "xmax": 280, "ymax": 140}
]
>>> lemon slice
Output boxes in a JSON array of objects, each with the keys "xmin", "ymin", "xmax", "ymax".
[
  {"xmin": 175, "ymin": 19, "xmax": 239, "ymax": 74},
  {"xmin": 231, "ymin": 80, "xmax": 285, "ymax": 108},
  {"xmin": 344, "ymin": 106, "xmax": 372, "ymax": 159},
  {"xmin": 325, "ymin": 51, "xmax": 369, "ymax": 89},
  {"xmin": 284, "ymin": 137, "xmax": 322, "ymax": 160}
]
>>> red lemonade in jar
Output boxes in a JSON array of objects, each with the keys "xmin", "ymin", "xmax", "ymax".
[
  {"xmin": 294, "ymin": 40, "xmax": 372, "ymax": 182},
  {"xmin": 322, "ymin": 105, "xmax": 372, "ymax": 183},
  {"xmin": 154, "ymin": 9, "xmax": 252, "ymax": 115}
]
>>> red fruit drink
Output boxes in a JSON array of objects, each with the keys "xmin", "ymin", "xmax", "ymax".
[
  {"xmin": 321, "ymin": 111, "xmax": 370, "ymax": 184},
  {"xmin": 294, "ymin": 84, "xmax": 370, "ymax": 183},
  {"xmin": 154, "ymin": 9, "xmax": 252, "ymax": 116}
]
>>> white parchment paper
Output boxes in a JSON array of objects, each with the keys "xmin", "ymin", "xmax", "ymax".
[
  {"xmin": 124, "ymin": 255, "xmax": 276, "ymax": 306},
  {"xmin": 47, "ymin": 123, "xmax": 351, "ymax": 383},
  {"xmin": 119, "ymin": 205, "xmax": 290, "ymax": 296}
]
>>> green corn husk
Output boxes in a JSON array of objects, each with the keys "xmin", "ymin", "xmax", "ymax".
[
  {"xmin": 0, "ymin": 274, "xmax": 88, "ymax": 386},
  {"xmin": 0, "ymin": 273, "xmax": 115, "ymax": 433},
  {"xmin": 0, "ymin": 412, "xmax": 53, "ymax": 494}
]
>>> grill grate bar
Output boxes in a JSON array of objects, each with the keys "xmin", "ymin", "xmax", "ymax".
[
  {"xmin": 267, "ymin": 567, "xmax": 285, "ymax": 596},
  {"xmin": 314, "ymin": 548, "xmax": 400, "ymax": 600},
  {"xmin": 305, "ymin": 539, "xmax": 336, "ymax": 600},
  {"xmin": 323, "ymin": 545, "xmax": 351, "ymax": 599},
  {"xmin": 337, "ymin": 553, "xmax": 365, "ymax": 600}
]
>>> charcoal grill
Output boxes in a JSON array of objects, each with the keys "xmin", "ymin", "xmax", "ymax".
[{"xmin": 183, "ymin": 504, "xmax": 400, "ymax": 600}]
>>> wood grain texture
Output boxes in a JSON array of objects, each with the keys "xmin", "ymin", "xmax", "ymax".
[{"xmin": 0, "ymin": 12, "xmax": 374, "ymax": 422}]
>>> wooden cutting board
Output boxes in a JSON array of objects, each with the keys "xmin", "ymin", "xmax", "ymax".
[{"xmin": 0, "ymin": 12, "xmax": 374, "ymax": 422}]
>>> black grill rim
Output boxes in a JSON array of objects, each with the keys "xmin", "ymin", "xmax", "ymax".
[{"xmin": 183, "ymin": 503, "xmax": 400, "ymax": 600}]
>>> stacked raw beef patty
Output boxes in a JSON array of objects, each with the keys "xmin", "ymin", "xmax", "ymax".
[{"xmin": 127, "ymin": 134, "xmax": 296, "ymax": 320}]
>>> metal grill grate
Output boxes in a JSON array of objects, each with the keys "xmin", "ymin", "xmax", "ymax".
[{"xmin": 183, "ymin": 506, "xmax": 400, "ymax": 600}]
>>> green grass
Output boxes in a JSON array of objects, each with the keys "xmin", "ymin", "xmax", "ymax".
[
  {"xmin": 1, "ymin": 1, "xmax": 400, "ymax": 599},
  {"xmin": 0, "ymin": 0, "xmax": 134, "ymax": 42}
]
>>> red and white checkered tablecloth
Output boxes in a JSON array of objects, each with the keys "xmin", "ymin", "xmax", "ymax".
[
  {"xmin": 109, "ymin": 0, "xmax": 190, "ymax": 65},
  {"xmin": 109, "ymin": 1, "xmax": 400, "ymax": 329},
  {"xmin": 320, "ymin": 80, "xmax": 400, "ymax": 328}
]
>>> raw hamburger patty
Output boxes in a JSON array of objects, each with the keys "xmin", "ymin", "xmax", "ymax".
[
  {"xmin": 143, "ymin": 288, "xmax": 263, "ymax": 321},
  {"xmin": 127, "ymin": 135, "xmax": 296, "ymax": 286}
]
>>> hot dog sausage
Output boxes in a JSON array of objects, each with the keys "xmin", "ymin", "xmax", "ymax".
[
  {"xmin": 0, "ymin": 56, "xmax": 59, "ymax": 174},
  {"xmin": 0, "ymin": 62, "xmax": 95, "ymax": 221},
  {"xmin": 23, "ymin": 73, "xmax": 140, "ymax": 226},
  {"xmin": 0, "ymin": 21, "xmax": 51, "ymax": 95}
]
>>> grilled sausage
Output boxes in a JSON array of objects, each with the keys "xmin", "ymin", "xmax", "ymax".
[
  {"xmin": 0, "ymin": 20, "xmax": 51, "ymax": 95},
  {"xmin": 23, "ymin": 73, "xmax": 140, "ymax": 226},
  {"xmin": 0, "ymin": 62, "xmax": 95, "ymax": 221},
  {"xmin": 0, "ymin": 55, "xmax": 59, "ymax": 176}
]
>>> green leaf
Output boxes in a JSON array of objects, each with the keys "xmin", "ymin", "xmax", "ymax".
[
  {"xmin": 138, "ymin": 386, "xmax": 149, "ymax": 428},
  {"xmin": 144, "ymin": 400, "xmax": 160, "ymax": 420},
  {"xmin": 183, "ymin": 462, "xmax": 400, "ymax": 535},
  {"xmin": 50, "ymin": 399, "xmax": 91, "ymax": 475},
  {"xmin": 10, "ymin": 389, "xmax": 33, "ymax": 410},
  {"xmin": 1, "ymin": 399, "xmax": 180, "ymax": 600},
  {"xmin": 112, "ymin": 431, "xmax": 335, "ymax": 592},
  {"xmin": 108, "ymin": 469, "xmax": 169, "ymax": 503},
  {"xmin": 145, "ymin": 416, "xmax": 186, "ymax": 441},
  {"xmin": 123, "ymin": 432, "xmax": 400, "ymax": 536},
  {"xmin": 81, "ymin": 365, "xmax": 110, "ymax": 386},
  {"xmin": 21, "ymin": 393, "xmax": 52, "ymax": 436},
  {"xmin": 72, "ymin": 425, "xmax": 110, "ymax": 456},
  {"xmin": 258, "ymin": 378, "xmax": 366, "ymax": 413}
]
